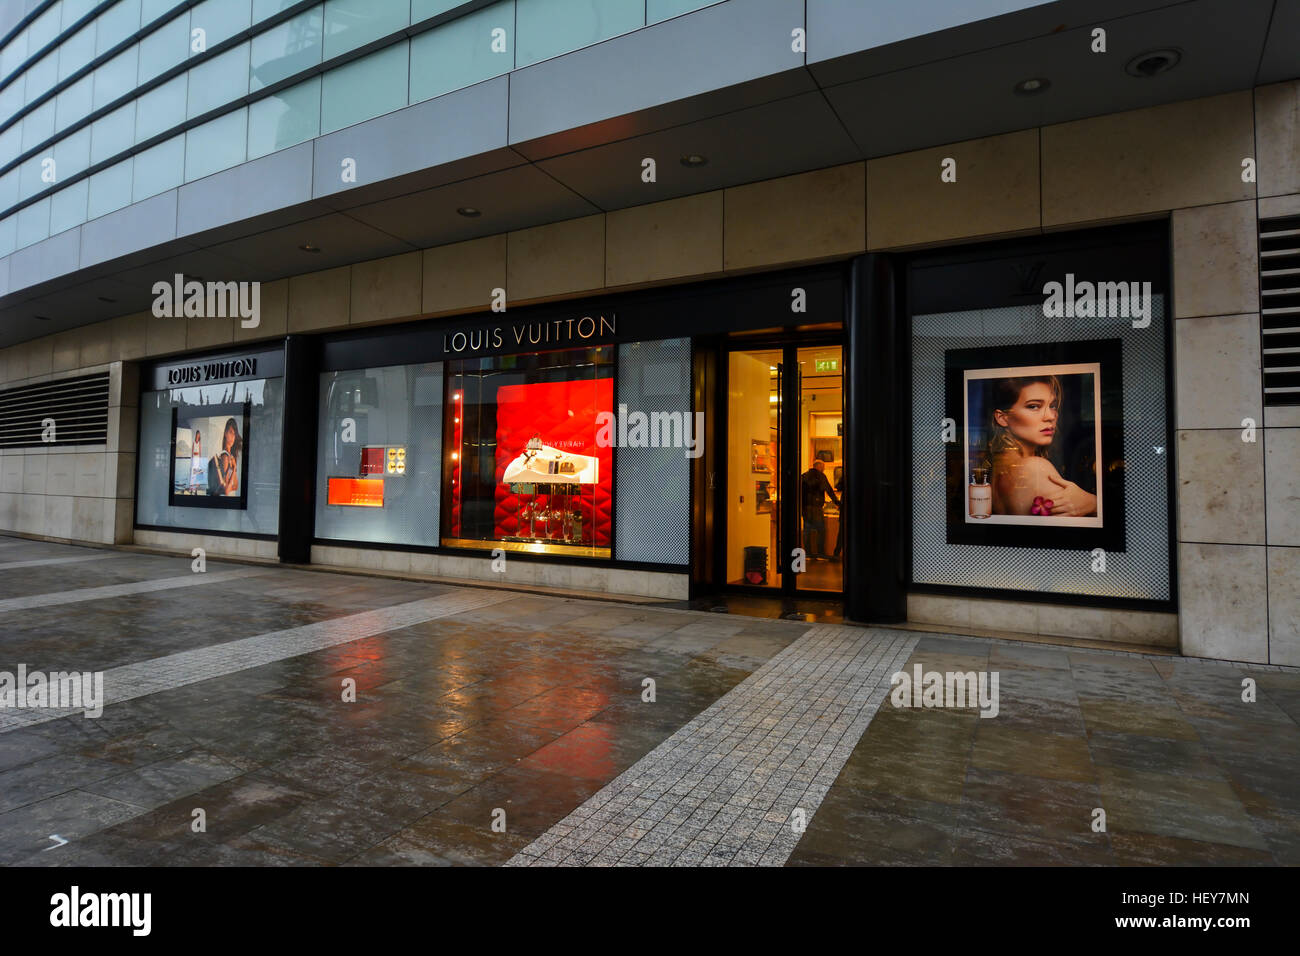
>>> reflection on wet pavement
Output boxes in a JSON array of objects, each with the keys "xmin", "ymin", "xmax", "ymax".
[
  {"xmin": 787, "ymin": 637, "xmax": 1300, "ymax": 866},
  {"xmin": 0, "ymin": 539, "xmax": 806, "ymax": 865},
  {"xmin": 0, "ymin": 536, "xmax": 1296, "ymax": 867}
]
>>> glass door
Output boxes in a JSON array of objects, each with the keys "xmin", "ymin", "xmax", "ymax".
[
  {"xmin": 725, "ymin": 349, "xmax": 782, "ymax": 589},
  {"xmin": 795, "ymin": 345, "xmax": 844, "ymax": 593},
  {"xmin": 723, "ymin": 343, "xmax": 844, "ymax": 595}
]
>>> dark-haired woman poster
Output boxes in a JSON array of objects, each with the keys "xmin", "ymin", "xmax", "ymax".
[
  {"xmin": 207, "ymin": 417, "xmax": 243, "ymax": 497},
  {"xmin": 984, "ymin": 376, "xmax": 1096, "ymax": 517}
]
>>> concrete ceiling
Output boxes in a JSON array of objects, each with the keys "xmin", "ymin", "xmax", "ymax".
[{"xmin": 2, "ymin": 0, "xmax": 1296, "ymax": 349}]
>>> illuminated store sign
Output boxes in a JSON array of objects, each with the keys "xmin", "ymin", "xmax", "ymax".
[{"xmin": 442, "ymin": 314, "xmax": 616, "ymax": 356}]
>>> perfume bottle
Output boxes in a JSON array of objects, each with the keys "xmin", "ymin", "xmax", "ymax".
[{"xmin": 969, "ymin": 467, "xmax": 992, "ymax": 519}]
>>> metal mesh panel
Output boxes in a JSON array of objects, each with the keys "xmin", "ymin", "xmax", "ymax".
[
  {"xmin": 911, "ymin": 298, "xmax": 1171, "ymax": 600},
  {"xmin": 615, "ymin": 338, "xmax": 691, "ymax": 565}
]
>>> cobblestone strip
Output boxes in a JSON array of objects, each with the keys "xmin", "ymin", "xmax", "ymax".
[
  {"xmin": 0, "ymin": 588, "xmax": 519, "ymax": 733},
  {"xmin": 508, "ymin": 625, "xmax": 919, "ymax": 868},
  {"xmin": 0, "ymin": 553, "xmax": 121, "ymax": 570},
  {"xmin": 0, "ymin": 568, "xmax": 271, "ymax": 615}
]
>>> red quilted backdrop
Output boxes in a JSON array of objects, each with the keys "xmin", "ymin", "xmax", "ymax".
[{"xmin": 493, "ymin": 378, "xmax": 613, "ymax": 547}]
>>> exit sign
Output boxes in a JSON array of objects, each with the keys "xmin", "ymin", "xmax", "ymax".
[{"xmin": 815, "ymin": 358, "xmax": 838, "ymax": 372}]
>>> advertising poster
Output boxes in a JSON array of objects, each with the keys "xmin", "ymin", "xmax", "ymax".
[
  {"xmin": 964, "ymin": 363, "xmax": 1103, "ymax": 528},
  {"xmin": 169, "ymin": 402, "xmax": 250, "ymax": 510},
  {"xmin": 944, "ymin": 340, "xmax": 1125, "ymax": 552}
]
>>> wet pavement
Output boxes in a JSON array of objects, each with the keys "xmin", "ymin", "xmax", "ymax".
[
  {"xmin": 0, "ymin": 536, "xmax": 1296, "ymax": 866},
  {"xmin": 787, "ymin": 639, "xmax": 1300, "ymax": 866}
]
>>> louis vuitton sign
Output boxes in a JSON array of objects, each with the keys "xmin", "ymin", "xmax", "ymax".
[
  {"xmin": 442, "ymin": 314, "xmax": 616, "ymax": 357},
  {"xmin": 148, "ymin": 347, "xmax": 284, "ymax": 391}
]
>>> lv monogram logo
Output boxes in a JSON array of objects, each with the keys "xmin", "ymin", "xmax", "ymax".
[{"xmin": 1012, "ymin": 260, "xmax": 1046, "ymax": 295}]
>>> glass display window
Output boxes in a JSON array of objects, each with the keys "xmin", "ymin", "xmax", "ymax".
[
  {"xmin": 137, "ymin": 377, "xmax": 282, "ymax": 535},
  {"xmin": 442, "ymin": 345, "xmax": 613, "ymax": 558},
  {"xmin": 314, "ymin": 363, "xmax": 443, "ymax": 547},
  {"xmin": 912, "ymin": 299, "xmax": 1170, "ymax": 601}
]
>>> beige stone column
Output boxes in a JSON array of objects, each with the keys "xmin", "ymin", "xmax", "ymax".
[
  {"xmin": 108, "ymin": 361, "xmax": 139, "ymax": 545},
  {"xmin": 1172, "ymin": 200, "xmax": 1266, "ymax": 662}
]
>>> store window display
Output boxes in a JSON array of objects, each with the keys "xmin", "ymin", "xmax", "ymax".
[
  {"xmin": 314, "ymin": 363, "xmax": 443, "ymax": 546},
  {"xmin": 443, "ymin": 346, "xmax": 613, "ymax": 558}
]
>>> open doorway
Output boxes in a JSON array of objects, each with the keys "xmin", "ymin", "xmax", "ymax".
[{"xmin": 723, "ymin": 342, "xmax": 843, "ymax": 595}]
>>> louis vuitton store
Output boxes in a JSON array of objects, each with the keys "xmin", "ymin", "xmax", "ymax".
[
  {"xmin": 129, "ymin": 221, "xmax": 1175, "ymax": 635},
  {"xmin": 294, "ymin": 263, "xmax": 843, "ymax": 600}
]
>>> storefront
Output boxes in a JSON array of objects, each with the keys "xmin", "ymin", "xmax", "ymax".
[
  {"xmin": 135, "ymin": 345, "xmax": 286, "ymax": 548},
  {"xmin": 130, "ymin": 220, "xmax": 1173, "ymax": 630},
  {"xmin": 298, "ymin": 264, "xmax": 845, "ymax": 599}
]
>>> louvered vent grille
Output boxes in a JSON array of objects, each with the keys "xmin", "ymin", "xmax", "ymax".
[
  {"xmin": 1261, "ymin": 213, "xmax": 1300, "ymax": 406},
  {"xmin": 0, "ymin": 372, "xmax": 110, "ymax": 448}
]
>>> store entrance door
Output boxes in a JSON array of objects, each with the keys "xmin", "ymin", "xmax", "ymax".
[{"xmin": 721, "ymin": 343, "xmax": 844, "ymax": 596}]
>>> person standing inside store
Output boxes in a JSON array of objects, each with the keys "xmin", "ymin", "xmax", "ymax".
[{"xmin": 801, "ymin": 459, "xmax": 841, "ymax": 561}]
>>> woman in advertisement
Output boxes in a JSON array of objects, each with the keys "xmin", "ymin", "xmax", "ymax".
[
  {"xmin": 985, "ymin": 376, "xmax": 1097, "ymax": 518},
  {"xmin": 189, "ymin": 430, "xmax": 204, "ymax": 493},
  {"xmin": 207, "ymin": 417, "xmax": 243, "ymax": 497}
]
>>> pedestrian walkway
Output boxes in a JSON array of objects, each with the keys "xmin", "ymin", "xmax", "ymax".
[
  {"xmin": 508, "ymin": 625, "xmax": 916, "ymax": 866},
  {"xmin": 0, "ymin": 535, "xmax": 1295, "ymax": 867}
]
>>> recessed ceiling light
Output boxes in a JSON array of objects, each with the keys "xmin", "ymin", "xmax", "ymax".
[
  {"xmin": 457, "ymin": 206, "xmax": 481, "ymax": 218},
  {"xmin": 680, "ymin": 154, "xmax": 708, "ymax": 168},
  {"xmin": 299, "ymin": 242, "xmax": 322, "ymax": 253},
  {"xmin": 1013, "ymin": 77, "xmax": 1050, "ymax": 95},
  {"xmin": 1125, "ymin": 48, "xmax": 1181, "ymax": 78}
]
